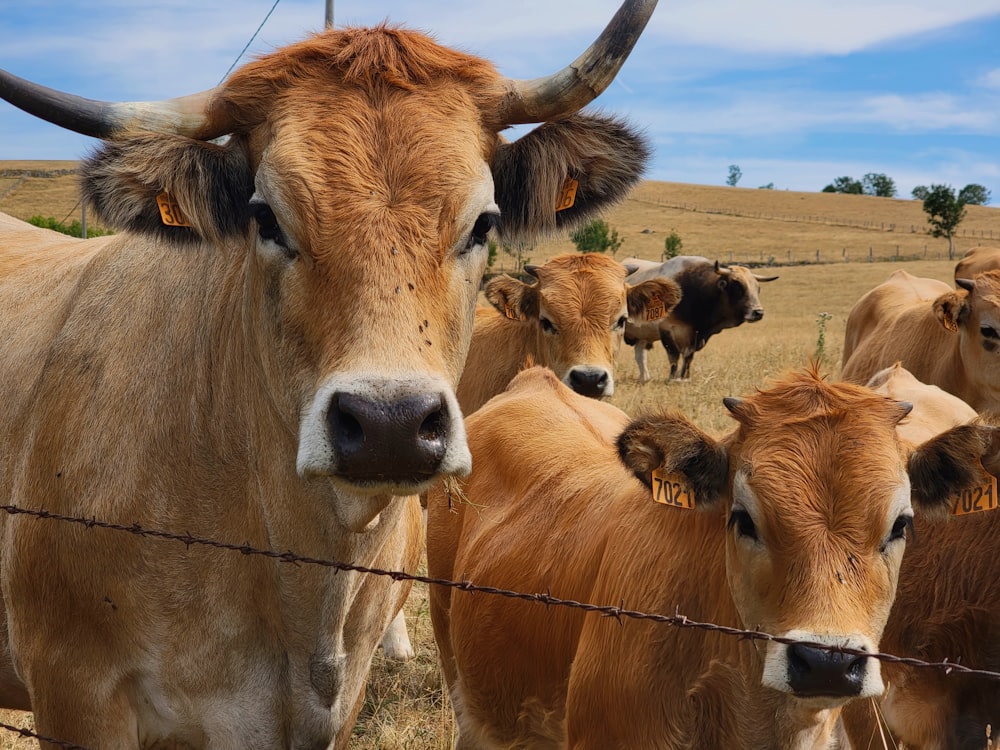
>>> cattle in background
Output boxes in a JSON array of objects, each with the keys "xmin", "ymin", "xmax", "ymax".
[
  {"xmin": 622, "ymin": 255, "xmax": 778, "ymax": 382},
  {"xmin": 456, "ymin": 253, "xmax": 679, "ymax": 414},
  {"xmin": 427, "ymin": 365, "xmax": 996, "ymax": 749},
  {"xmin": 841, "ymin": 269, "xmax": 1000, "ymax": 412},
  {"xmin": 0, "ymin": 1, "xmax": 657, "ymax": 744},
  {"xmin": 955, "ymin": 245, "xmax": 1000, "ymax": 282},
  {"xmin": 841, "ymin": 368, "xmax": 1000, "ymax": 750}
]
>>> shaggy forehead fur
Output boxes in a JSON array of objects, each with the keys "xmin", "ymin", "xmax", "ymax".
[
  {"xmin": 728, "ymin": 368, "xmax": 909, "ymax": 555},
  {"xmin": 536, "ymin": 253, "xmax": 629, "ymax": 324}
]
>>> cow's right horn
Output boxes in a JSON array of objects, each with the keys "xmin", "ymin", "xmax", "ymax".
[{"xmin": 0, "ymin": 68, "xmax": 229, "ymax": 140}]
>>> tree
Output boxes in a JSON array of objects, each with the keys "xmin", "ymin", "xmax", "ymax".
[
  {"xmin": 570, "ymin": 218, "xmax": 623, "ymax": 255},
  {"xmin": 911, "ymin": 185, "xmax": 930, "ymax": 201},
  {"xmin": 663, "ymin": 229, "xmax": 682, "ymax": 259},
  {"xmin": 726, "ymin": 165, "xmax": 742, "ymax": 187},
  {"xmin": 822, "ymin": 176, "xmax": 863, "ymax": 194},
  {"xmin": 862, "ymin": 172, "xmax": 897, "ymax": 198},
  {"xmin": 758, "ymin": 182, "xmax": 775, "ymax": 190},
  {"xmin": 921, "ymin": 184, "xmax": 967, "ymax": 260},
  {"xmin": 958, "ymin": 183, "xmax": 991, "ymax": 206}
]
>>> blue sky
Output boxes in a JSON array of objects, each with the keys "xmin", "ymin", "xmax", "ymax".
[{"xmin": 1, "ymin": 1, "xmax": 999, "ymax": 200}]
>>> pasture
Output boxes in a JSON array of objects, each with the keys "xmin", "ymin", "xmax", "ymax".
[{"xmin": 0, "ymin": 163, "xmax": 994, "ymax": 748}]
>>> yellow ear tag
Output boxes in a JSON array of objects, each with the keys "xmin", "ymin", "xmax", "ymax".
[
  {"xmin": 950, "ymin": 472, "xmax": 998, "ymax": 516},
  {"xmin": 651, "ymin": 468, "xmax": 696, "ymax": 510},
  {"xmin": 503, "ymin": 304, "xmax": 519, "ymax": 321},
  {"xmin": 943, "ymin": 317, "xmax": 959, "ymax": 333},
  {"xmin": 646, "ymin": 296, "xmax": 666, "ymax": 321},
  {"xmin": 555, "ymin": 175, "xmax": 579, "ymax": 212},
  {"xmin": 156, "ymin": 191, "xmax": 191, "ymax": 227}
]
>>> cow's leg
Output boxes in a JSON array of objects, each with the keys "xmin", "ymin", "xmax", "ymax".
[
  {"xmin": 30, "ymin": 687, "xmax": 136, "ymax": 750},
  {"xmin": 380, "ymin": 609, "xmax": 415, "ymax": 661},
  {"xmin": 632, "ymin": 343, "xmax": 653, "ymax": 384},
  {"xmin": 660, "ymin": 330, "xmax": 681, "ymax": 380},
  {"xmin": 678, "ymin": 349, "xmax": 694, "ymax": 381}
]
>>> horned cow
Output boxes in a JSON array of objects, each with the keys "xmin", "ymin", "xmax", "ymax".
[
  {"xmin": 0, "ymin": 1, "xmax": 658, "ymax": 746},
  {"xmin": 622, "ymin": 255, "xmax": 778, "ymax": 382},
  {"xmin": 427, "ymin": 365, "xmax": 997, "ymax": 749}
]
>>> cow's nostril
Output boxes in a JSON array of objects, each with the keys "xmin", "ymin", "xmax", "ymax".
[{"xmin": 419, "ymin": 409, "xmax": 445, "ymax": 443}]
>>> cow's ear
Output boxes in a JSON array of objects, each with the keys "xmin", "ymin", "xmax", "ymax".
[
  {"xmin": 490, "ymin": 113, "xmax": 649, "ymax": 244},
  {"xmin": 483, "ymin": 274, "xmax": 539, "ymax": 321},
  {"xmin": 626, "ymin": 278, "xmax": 681, "ymax": 320},
  {"xmin": 908, "ymin": 420, "xmax": 1000, "ymax": 515},
  {"xmin": 617, "ymin": 413, "xmax": 729, "ymax": 509},
  {"xmin": 933, "ymin": 290, "xmax": 970, "ymax": 333}
]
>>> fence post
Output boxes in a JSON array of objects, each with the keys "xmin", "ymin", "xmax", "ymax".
[
  {"xmin": 816, "ymin": 249, "xmax": 820, "ymax": 263},
  {"xmin": 869, "ymin": 246, "xmax": 873, "ymax": 263}
]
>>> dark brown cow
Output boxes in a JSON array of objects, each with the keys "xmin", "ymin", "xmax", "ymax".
[
  {"xmin": 0, "ymin": 2, "xmax": 658, "ymax": 745},
  {"xmin": 457, "ymin": 253, "xmax": 679, "ymax": 414},
  {"xmin": 841, "ymin": 269, "xmax": 1000, "ymax": 412},
  {"xmin": 428, "ymin": 365, "xmax": 998, "ymax": 749},
  {"xmin": 623, "ymin": 255, "xmax": 778, "ymax": 381}
]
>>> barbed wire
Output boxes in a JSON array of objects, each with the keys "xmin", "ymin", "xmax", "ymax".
[
  {"xmin": 2, "ymin": 502, "xmax": 999, "ymax": 683},
  {"xmin": 0, "ymin": 719, "xmax": 89, "ymax": 749}
]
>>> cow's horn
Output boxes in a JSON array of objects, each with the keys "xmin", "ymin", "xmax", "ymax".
[
  {"xmin": 498, "ymin": 0, "xmax": 658, "ymax": 125},
  {"xmin": 0, "ymin": 68, "xmax": 228, "ymax": 140}
]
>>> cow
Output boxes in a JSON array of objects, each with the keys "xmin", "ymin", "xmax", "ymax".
[
  {"xmin": 840, "ymin": 368, "xmax": 1000, "ymax": 750},
  {"xmin": 841, "ymin": 268, "xmax": 1000, "ymax": 412},
  {"xmin": 0, "ymin": 1, "xmax": 658, "ymax": 746},
  {"xmin": 622, "ymin": 255, "xmax": 778, "ymax": 382},
  {"xmin": 955, "ymin": 245, "xmax": 1000, "ymax": 283},
  {"xmin": 427, "ymin": 365, "xmax": 999, "ymax": 749},
  {"xmin": 456, "ymin": 253, "xmax": 680, "ymax": 414}
]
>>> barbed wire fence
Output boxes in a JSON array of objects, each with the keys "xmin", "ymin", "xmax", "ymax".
[{"xmin": 0, "ymin": 500, "xmax": 997, "ymax": 748}]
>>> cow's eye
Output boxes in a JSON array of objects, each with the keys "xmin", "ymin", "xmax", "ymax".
[
  {"xmin": 540, "ymin": 317, "xmax": 557, "ymax": 335},
  {"xmin": 464, "ymin": 212, "xmax": 500, "ymax": 253},
  {"xmin": 981, "ymin": 325, "xmax": 999, "ymax": 341},
  {"xmin": 886, "ymin": 514, "xmax": 913, "ymax": 545},
  {"xmin": 728, "ymin": 508, "xmax": 758, "ymax": 541},
  {"xmin": 614, "ymin": 315, "xmax": 628, "ymax": 330}
]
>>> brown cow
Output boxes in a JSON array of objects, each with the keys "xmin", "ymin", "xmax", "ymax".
[
  {"xmin": 841, "ymin": 268, "xmax": 1000, "ymax": 412},
  {"xmin": 955, "ymin": 245, "xmax": 1000, "ymax": 282},
  {"xmin": 427, "ymin": 365, "xmax": 998, "ymax": 749},
  {"xmin": 0, "ymin": 2, "xmax": 658, "ymax": 746},
  {"xmin": 623, "ymin": 255, "xmax": 778, "ymax": 382},
  {"xmin": 842, "ymin": 367, "xmax": 1000, "ymax": 750},
  {"xmin": 456, "ymin": 253, "xmax": 680, "ymax": 414}
]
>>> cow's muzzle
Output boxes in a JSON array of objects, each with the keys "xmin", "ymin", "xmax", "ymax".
[
  {"xmin": 761, "ymin": 631, "xmax": 883, "ymax": 702},
  {"xmin": 566, "ymin": 366, "xmax": 613, "ymax": 398}
]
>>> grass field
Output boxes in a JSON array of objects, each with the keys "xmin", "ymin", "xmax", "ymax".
[{"xmin": 0, "ymin": 161, "xmax": 990, "ymax": 747}]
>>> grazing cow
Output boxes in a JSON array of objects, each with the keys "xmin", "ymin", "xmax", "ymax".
[
  {"xmin": 456, "ymin": 253, "xmax": 680, "ymax": 414},
  {"xmin": 622, "ymin": 255, "xmax": 778, "ymax": 382},
  {"xmin": 955, "ymin": 245, "xmax": 1000, "ymax": 282},
  {"xmin": 841, "ymin": 368, "xmax": 1000, "ymax": 750},
  {"xmin": 0, "ymin": 2, "xmax": 658, "ymax": 745},
  {"xmin": 427, "ymin": 365, "xmax": 998, "ymax": 749},
  {"xmin": 841, "ymin": 269, "xmax": 1000, "ymax": 412}
]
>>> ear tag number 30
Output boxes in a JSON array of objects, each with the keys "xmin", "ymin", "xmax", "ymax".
[
  {"xmin": 950, "ymin": 472, "xmax": 999, "ymax": 516},
  {"xmin": 651, "ymin": 468, "xmax": 695, "ymax": 510}
]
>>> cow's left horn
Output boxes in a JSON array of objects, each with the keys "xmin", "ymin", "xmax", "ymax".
[
  {"xmin": 0, "ymin": 68, "xmax": 229, "ymax": 140},
  {"xmin": 498, "ymin": 0, "xmax": 658, "ymax": 125}
]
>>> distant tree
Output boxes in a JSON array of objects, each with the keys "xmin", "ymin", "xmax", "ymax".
[
  {"xmin": 958, "ymin": 183, "xmax": 992, "ymax": 206},
  {"xmin": 822, "ymin": 176, "xmax": 863, "ymax": 194},
  {"xmin": 27, "ymin": 215, "xmax": 113, "ymax": 239},
  {"xmin": 911, "ymin": 185, "xmax": 930, "ymax": 201},
  {"xmin": 570, "ymin": 218, "xmax": 623, "ymax": 256},
  {"xmin": 862, "ymin": 172, "xmax": 897, "ymax": 198},
  {"xmin": 726, "ymin": 165, "xmax": 742, "ymax": 187},
  {"xmin": 921, "ymin": 184, "xmax": 967, "ymax": 260},
  {"xmin": 663, "ymin": 229, "xmax": 683, "ymax": 259},
  {"xmin": 758, "ymin": 182, "xmax": 775, "ymax": 190},
  {"xmin": 486, "ymin": 239, "xmax": 499, "ymax": 272}
]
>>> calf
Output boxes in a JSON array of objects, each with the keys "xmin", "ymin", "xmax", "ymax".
[
  {"xmin": 623, "ymin": 255, "xmax": 778, "ymax": 381},
  {"xmin": 427, "ymin": 365, "xmax": 997, "ymax": 749},
  {"xmin": 955, "ymin": 245, "xmax": 1000, "ymax": 282},
  {"xmin": 841, "ymin": 269, "xmax": 1000, "ymax": 412},
  {"xmin": 457, "ymin": 253, "xmax": 679, "ymax": 414}
]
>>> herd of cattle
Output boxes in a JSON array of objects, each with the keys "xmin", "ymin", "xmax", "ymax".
[{"xmin": 0, "ymin": 0, "xmax": 997, "ymax": 747}]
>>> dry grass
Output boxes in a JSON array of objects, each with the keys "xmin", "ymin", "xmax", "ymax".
[{"xmin": 0, "ymin": 162, "xmax": 982, "ymax": 748}]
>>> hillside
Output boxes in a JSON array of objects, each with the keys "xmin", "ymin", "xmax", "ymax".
[{"xmin": 2, "ymin": 160, "xmax": 998, "ymax": 265}]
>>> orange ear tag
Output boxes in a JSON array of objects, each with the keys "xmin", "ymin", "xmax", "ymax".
[
  {"xmin": 943, "ymin": 317, "xmax": 959, "ymax": 333},
  {"xmin": 646, "ymin": 296, "xmax": 666, "ymax": 321},
  {"xmin": 950, "ymin": 472, "xmax": 998, "ymax": 516},
  {"xmin": 156, "ymin": 191, "xmax": 191, "ymax": 227},
  {"xmin": 651, "ymin": 468, "xmax": 696, "ymax": 510},
  {"xmin": 504, "ymin": 304, "xmax": 519, "ymax": 321},
  {"xmin": 555, "ymin": 176, "xmax": 579, "ymax": 212}
]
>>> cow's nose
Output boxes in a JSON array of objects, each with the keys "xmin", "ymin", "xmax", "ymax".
[
  {"xmin": 786, "ymin": 642, "xmax": 867, "ymax": 698},
  {"xmin": 748, "ymin": 308, "xmax": 764, "ymax": 322},
  {"xmin": 328, "ymin": 391, "xmax": 449, "ymax": 483},
  {"xmin": 568, "ymin": 367, "xmax": 611, "ymax": 398}
]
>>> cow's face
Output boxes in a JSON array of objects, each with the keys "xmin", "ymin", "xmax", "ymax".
[
  {"xmin": 618, "ymin": 369, "xmax": 1000, "ymax": 708},
  {"xmin": 485, "ymin": 254, "xmax": 679, "ymax": 398},
  {"xmin": 717, "ymin": 264, "xmax": 778, "ymax": 323},
  {"xmin": 937, "ymin": 271, "xmax": 1000, "ymax": 380}
]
